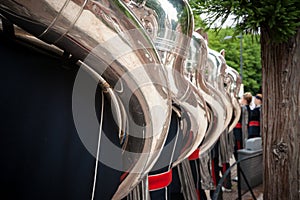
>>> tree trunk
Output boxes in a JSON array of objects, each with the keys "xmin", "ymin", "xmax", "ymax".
[{"xmin": 261, "ymin": 27, "xmax": 300, "ymax": 199}]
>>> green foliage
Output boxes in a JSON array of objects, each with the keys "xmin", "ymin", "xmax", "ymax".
[
  {"xmin": 193, "ymin": 14, "xmax": 207, "ymax": 30},
  {"xmin": 206, "ymin": 28, "xmax": 261, "ymax": 94},
  {"xmin": 190, "ymin": 0, "xmax": 300, "ymax": 43}
]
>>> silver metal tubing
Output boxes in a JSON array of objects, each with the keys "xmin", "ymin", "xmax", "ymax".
[
  {"xmin": 0, "ymin": 1, "xmax": 173, "ymax": 199},
  {"xmin": 128, "ymin": 0, "xmax": 208, "ymax": 167},
  {"xmin": 185, "ymin": 31, "xmax": 227, "ymax": 154},
  {"xmin": 225, "ymin": 66, "xmax": 242, "ymax": 132},
  {"xmin": 207, "ymin": 48, "xmax": 233, "ymax": 132}
]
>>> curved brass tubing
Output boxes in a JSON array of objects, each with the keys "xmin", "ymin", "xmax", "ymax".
[
  {"xmin": 0, "ymin": 0, "xmax": 173, "ymax": 199},
  {"xmin": 185, "ymin": 32, "xmax": 227, "ymax": 154},
  {"xmin": 128, "ymin": 0, "xmax": 208, "ymax": 167},
  {"xmin": 225, "ymin": 66, "xmax": 242, "ymax": 132}
]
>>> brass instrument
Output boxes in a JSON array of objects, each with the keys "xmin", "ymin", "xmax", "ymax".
[
  {"xmin": 206, "ymin": 48, "xmax": 233, "ymax": 132},
  {"xmin": 225, "ymin": 66, "xmax": 242, "ymax": 132},
  {"xmin": 128, "ymin": 0, "xmax": 208, "ymax": 168},
  {"xmin": 0, "ymin": 1, "xmax": 173, "ymax": 199},
  {"xmin": 186, "ymin": 32, "xmax": 227, "ymax": 154}
]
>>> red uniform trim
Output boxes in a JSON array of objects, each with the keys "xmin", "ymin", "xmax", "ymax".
[
  {"xmin": 222, "ymin": 163, "xmax": 227, "ymax": 173},
  {"xmin": 188, "ymin": 148, "xmax": 200, "ymax": 160},
  {"xmin": 249, "ymin": 121, "xmax": 260, "ymax": 126},
  {"xmin": 211, "ymin": 160, "xmax": 217, "ymax": 186},
  {"xmin": 148, "ymin": 169, "xmax": 172, "ymax": 191},
  {"xmin": 235, "ymin": 122, "xmax": 242, "ymax": 128},
  {"xmin": 237, "ymin": 140, "xmax": 241, "ymax": 150},
  {"xmin": 120, "ymin": 172, "xmax": 128, "ymax": 182},
  {"xmin": 196, "ymin": 189, "xmax": 200, "ymax": 200}
]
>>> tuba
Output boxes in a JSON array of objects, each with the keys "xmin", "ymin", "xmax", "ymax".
[
  {"xmin": 127, "ymin": 0, "xmax": 208, "ymax": 168},
  {"xmin": 127, "ymin": 3, "xmax": 209, "ymax": 199},
  {"xmin": 208, "ymin": 50, "xmax": 236, "ymax": 166},
  {"xmin": 206, "ymin": 48, "xmax": 233, "ymax": 132},
  {"xmin": 185, "ymin": 31, "xmax": 227, "ymax": 154},
  {"xmin": 0, "ymin": 0, "xmax": 173, "ymax": 199},
  {"xmin": 225, "ymin": 66, "xmax": 242, "ymax": 132}
]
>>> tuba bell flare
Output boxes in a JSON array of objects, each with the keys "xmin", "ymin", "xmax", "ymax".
[
  {"xmin": 128, "ymin": 0, "xmax": 208, "ymax": 167},
  {"xmin": 0, "ymin": 0, "xmax": 173, "ymax": 199},
  {"xmin": 206, "ymin": 48, "xmax": 234, "ymax": 131},
  {"xmin": 185, "ymin": 32, "xmax": 227, "ymax": 154},
  {"xmin": 225, "ymin": 66, "xmax": 242, "ymax": 132}
]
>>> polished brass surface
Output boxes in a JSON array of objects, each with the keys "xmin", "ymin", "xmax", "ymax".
[
  {"xmin": 128, "ymin": 0, "xmax": 208, "ymax": 167},
  {"xmin": 186, "ymin": 32, "xmax": 227, "ymax": 154},
  {"xmin": 225, "ymin": 66, "xmax": 242, "ymax": 132},
  {"xmin": 206, "ymin": 48, "xmax": 233, "ymax": 132},
  {"xmin": 0, "ymin": 1, "xmax": 173, "ymax": 199}
]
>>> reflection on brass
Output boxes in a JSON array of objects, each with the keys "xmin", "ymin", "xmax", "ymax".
[
  {"xmin": 0, "ymin": 1, "xmax": 172, "ymax": 199},
  {"xmin": 128, "ymin": 0, "xmax": 208, "ymax": 168},
  {"xmin": 225, "ymin": 66, "xmax": 242, "ymax": 132},
  {"xmin": 186, "ymin": 32, "xmax": 227, "ymax": 154}
]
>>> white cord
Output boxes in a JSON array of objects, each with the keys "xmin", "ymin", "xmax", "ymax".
[{"xmin": 91, "ymin": 91, "xmax": 105, "ymax": 200}]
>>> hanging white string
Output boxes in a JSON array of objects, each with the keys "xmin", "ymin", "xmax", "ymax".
[{"xmin": 91, "ymin": 91, "xmax": 105, "ymax": 200}]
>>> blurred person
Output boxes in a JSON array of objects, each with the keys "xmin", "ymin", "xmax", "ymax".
[
  {"xmin": 231, "ymin": 92, "xmax": 252, "ymax": 184},
  {"xmin": 233, "ymin": 92, "xmax": 252, "ymax": 158},
  {"xmin": 248, "ymin": 94, "xmax": 262, "ymax": 138}
]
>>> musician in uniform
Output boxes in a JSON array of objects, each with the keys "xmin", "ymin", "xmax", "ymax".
[
  {"xmin": 233, "ymin": 92, "xmax": 252, "ymax": 158},
  {"xmin": 248, "ymin": 94, "xmax": 262, "ymax": 138}
]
